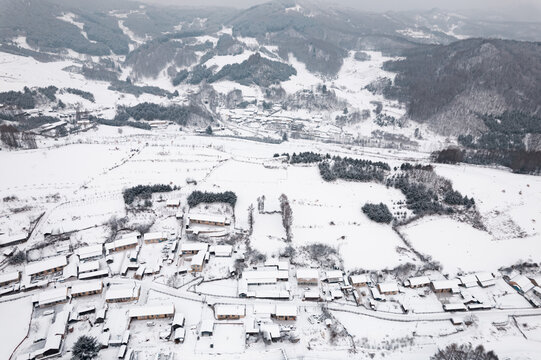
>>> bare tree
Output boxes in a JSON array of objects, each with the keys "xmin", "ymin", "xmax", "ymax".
[
  {"xmin": 247, "ymin": 204, "xmax": 254, "ymax": 234},
  {"xmin": 279, "ymin": 194, "xmax": 293, "ymax": 242}
]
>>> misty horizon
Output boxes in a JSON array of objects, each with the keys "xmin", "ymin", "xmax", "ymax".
[{"xmin": 140, "ymin": 0, "xmax": 541, "ymax": 22}]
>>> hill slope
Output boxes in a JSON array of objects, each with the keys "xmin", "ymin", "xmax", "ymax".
[{"xmin": 382, "ymin": 38, "xmax": 541, "ymax": 135}]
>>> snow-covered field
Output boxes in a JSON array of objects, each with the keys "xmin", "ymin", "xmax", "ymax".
[
  {"xmin": 1, "ymin": 125, "xmax": 541, "ymax": 360},
  {"xmin": 0, "ymin": 297, "xmax": 33, "ymax": 359}
]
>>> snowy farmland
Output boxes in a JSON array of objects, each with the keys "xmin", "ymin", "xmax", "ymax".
[{"xmin": 1, "ymin": 126, "xmax": 541, "ymax": 360}]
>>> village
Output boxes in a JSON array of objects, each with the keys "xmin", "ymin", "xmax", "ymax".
[{"xmin": 1, "ymin": 188, "xmax": 541, "ymax": 360}]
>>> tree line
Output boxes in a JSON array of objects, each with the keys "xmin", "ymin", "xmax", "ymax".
[
  {"xmin": 123, "ymin": 184, "xmax": 173, "ymax": 205},
  {"xmin": 187, "ymin": 190, "xmax": 237, "ymax": 208}
]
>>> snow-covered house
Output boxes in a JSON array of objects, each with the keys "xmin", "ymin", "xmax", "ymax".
[
  {"xmin": 25, "ymin": 255, "xmax": 68, "ymax": 277},
  {"xmin": 78, "ymin": 260, "xmax": 100, "ymax": 274},
  {"xmin": 128, "ymin": 304, "xmax": 175, "ymax": 320},
  {"xmin": 172, "ymin": 312, "xmax": 185, "ymax": 329},
  {"xmin": 191, "ymin": 251, "xmax": 206, "ymax": 272},
  {"xmin": 304, "ymin": 290, "xmax": 320, "ymax": 301},
  {"xmin": 264, "ymin": 259, "xmax": 289, "ymax": 271},
  {"xmin": 431, "ymin": 279, "xmax": 461, "ymax": 293},
  {"xmin": 378, "ymin": 282, "xmax": 399, "ymax": 295},
  {"xmin": 37, "ymin": 287, "xmax": 69, "ymax": 307},
  {"xmin": 143, "ymin": 232, "xmax": 168, "ymax": 244},
  {"xmin": 274, "ymin": 304, "xmax": 297, "ymax": 320},
  {"xmin": 180, "ymin": 242, "xmax": 209, "ymax": 255},
  {"xmin": 166, "ymin": 199, "xmax": 180, "ymax": 208},
  {"xmin": 0, "ymin": 232, "xmax": 27, "ymax": 248},
  {"xmin": 325, "ymin": 270, "xmax": 343, "ymax": 283},
  {"xmin": 296, "ymin": 268, "xmax": 319, "ymax": 285},
  {"xmin": 509, "ymin": 274, "xmax": 534, "ymax": 294},
  {"xmin": 173, "ymin": 328, "xmax": 186, "ymax": 343},
  {"xmin": 209, "ymin": 245, "xmax": 233, "ymax": 257},
  {"xmin": 530, "ymin": 276, "xmax": 541, "ymax": 287},
  {"xmin": 243, "ymin": 270, "xmax": 279, "ymax": 285},
  {"xmin": 0, "ymin": 270, "xmax": 20, "ymax": 287},
  {"xmin": 215, "ymin": 304, "xmax": 245, "ymax": 320},
  {"xmin": 79, "ymin": 269, "xmax": 108, "ymax": 280},
  {"xmin": 349, "ymin": 274, "xmax": 371, "ymax": 287},
  {"xmin": 475, "ymin": 272, "xmax": 496, "ymax": 287},
  {"xmin": 459, "ymin": 274, "xmax": 478, "ymax": 288},
  {"xmin": 261, "ymin": 323, "xmax": 281, "ymax": 342},
  {"xmin": 187, "ymin": 214, "xmax": 229, "ymax": 227},
  {"xmin": 443, "ymin": 302, "xmax": 467, "ymax": 312},
  {"xmin": 405, "ymin": 276, "xmax": 430, "ymax": 288},
  {"xmin": 76, "ymin": 244, "xmax": 103, "ymax": 261},
  {"xmin": 106, "ymin": 285, "xmax": 140, "ymax": 303},
  {"xmin": 200, "ymin": 319, "xmax": 214, "ymax": 336},
  {"xmin": 105, "ymin": 237, "xmax": 138, "ymax": 254},
  {"xmin": 71, "ymin": 280, "xmax": 103, "ymax": 297}
]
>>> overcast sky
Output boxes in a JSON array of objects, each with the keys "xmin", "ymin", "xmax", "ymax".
[{"xmin": 142, "ymin": 0, "xmax": 541, "ymax": 22}]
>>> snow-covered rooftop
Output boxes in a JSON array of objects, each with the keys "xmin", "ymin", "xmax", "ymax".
[
  {"xmin": 71, "ymin": 280, "xmax": 103, "ymax": 296},
  {"xmin": 378, "ymin": 282, "xmax": 399, "ymax": 293},
  {"xmin": 296, "ymin": 268, "xmax": 319, "ymax": 279},
  {"xmin": 25, "ymin": 255, "xmax": 67, "ymax": 276},
  {"xmin": 38, "ymin": 287, "xmax": 68, "ymax": 306},
  {"xmin": 215, "ymin": 304, "xmax": 245, "ymax": 317},
  {"xmin": 128, "ymin": 304, "xmax": 175, "ymax": 319},
  {"xmin": 275, "ymin": 304, "xmax": 297, "ymax": 317},
  {"xmin": 78, "ymin": 260, "xmax": 100, "ymax": 273},
  {"xmin": 76, "ymin": 244, "xmax": 103, "ymax": 260},
  {"xmin": 143, "ymin": 232, "xmax": 167, "ymax": 242}
]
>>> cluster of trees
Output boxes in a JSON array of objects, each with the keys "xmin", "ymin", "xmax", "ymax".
[
  {"xmin": 187, "ymin": 190, "xmax": 237, "ymax": 208},
  {"xmin": 64, "ymin": 88, "xmax": 95, "ymax": 103},
  {"xmin": 16, "ymin": 115, "xmax": 60, "ymax": 131},
  {"xmin": 0, "ymin": 124, "xmax": 20, "ymax": 147},
  {"xmin": 0, "ymin": 87, "xmax": 36, "ymax": 109},
  {"xmin": 79, "ymin": 12, "xmax": 130, "ymax": 55},
  {"xmin": 289, "ymin": 151, "xmax": 326, "ymax": 164},
  {"xmin": 91, "ymin": 117, "xmax": 151, "ymax": 131},
  {"xmin": 115, "ymin": 102, "xmax": 208, "ymax": 126},
  {"xmin": 215, "ymin": 34, "xmax": 244, "ymax": 56},
  {"xmin": 354, "ymin": 51, "xmax": 371, "ymax": 61},
  {"xmin": 122, "ymin": 184, "xmax": 173, "ymax": 205},
  {"xmin": 433, "ymin": 147, "xmax": 541, "ymax": 175},
  {"xmin": 319, "ymin": 156, "xmax": 390, "ymax": 182},
  {"xmin": 444, "ymin": 190, "xmax": 475, "ymax": 207},
  {"xmin": 108, "ymin": 80, "xmax": 177, "ymax": 98},
  {"xmin": 37, "ymin": 86, "xmax": 57, "ymax": 102},
  {"xmin": 82, "ymin": 65, "xmax": 119, "ymax": 82},
  {"xmin": 431, "ymin": 343, "xmax": 498, "ymax": 360},
  {"xmin": 207, "ymin": 53, "xmax": 297, "ymax": 87},
  {"xmin": 387, "ymin": 170, "xmax": 474, "ymax": 216},
  {"xmin": 389, "ymin": 176, "xmax": 448, "ymax": 216},
  {"xmin": 374, "ymin": 113, "xmax": 400, "ymax": 127},
  {"xmin": 362, "ymin": 203, "xmax": 393, "ymax": 223},
  {"xmin": 399, "ymin": 162, "xmax": 433, "ymax": 171},
  {"xmin": 279, "ymin": 194, "xmax": 293, "ymax": 241},
  {"xmin": 0, "ymin": 86, "xmax": 61, "ymax": 109},
  {"xmin": 172, "ymin": 70, "xmax": 189, "ymax": 86}
]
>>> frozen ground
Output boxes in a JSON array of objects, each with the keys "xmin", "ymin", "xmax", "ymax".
[{"xmin": 0, "ymin": 297, "xmax": 33, "ymax": 359}]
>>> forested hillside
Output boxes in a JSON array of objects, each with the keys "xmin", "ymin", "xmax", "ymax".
[{"xmin": 382, "ymin": 38, "xmax": 541, "ymax": 136}]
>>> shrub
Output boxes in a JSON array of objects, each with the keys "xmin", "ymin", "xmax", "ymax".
[
  {"xmin": 9, "ymin": 251, "xmax": 26, "ymax": 265},
  {"xmin": 72, "ymin": 335, "xmax": 99, "ymax": 360},
  {"xmin": 362, "ymin": 203, "xmax": 393, "ymax": 223}
]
